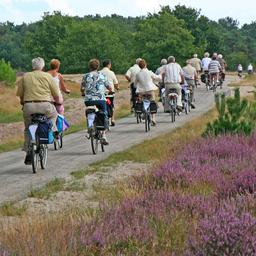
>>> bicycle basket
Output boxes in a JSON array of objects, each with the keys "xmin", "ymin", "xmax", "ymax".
[
  {"xmin": 150, "ymin": 101, "xmax": 158, "ymax": 113},
  {"xmin": 95, "ymin": 111, "xmax": 106, "ymax": 130}
]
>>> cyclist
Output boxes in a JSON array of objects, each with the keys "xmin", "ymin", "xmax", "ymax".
[
  {"xmin": 237, "ymin": 64, "xmax": 243, "ymax": 77},
  {"xmin": 247, "ymin": 63, "xmax": 253, "ymax": 74},
  {"xmin": 201, "ymin": 52, "xmax": 211, "ymax": 72},
  {"xmin": 125, "ymin": 58, "xmax": 141, "ymax": 112},
  {"xmin": 182, "ymin": 59, "xmax": 197, "ymax": 108},
  {"xmin": 100, "ymin": 59, "xmax": 119, "ymax": 126},
  {"xmin": 155, "ymin": 59, "xmax": 167, "ymax": 99},
  {"xmin": 135, "ymin": 59, "xmax": 161, "ymax": 126},
  {"xmin": 208, "ymin": 53, "xmax": 221, "ymax": 88},
  {"xmin": 161, "ymin": 56, "xmax": 184, "ymax": 112},
  {"xmin": 217, "ymin": 54, "xmax": 227, "ymax": 81},
  {"xmin": 190, "ymin": 54, "xmax": 201, "ymax": 85},
  {"xmin": 16, "ymin": 57, "xmax": 61, "ymax": 165},
  {"xmin": 48, "ymin": 59, "xmax": 70, "ymax": 115},
  {"xmin": 81, "ymin": 59, "xmax": 112, "ymax": 145}
]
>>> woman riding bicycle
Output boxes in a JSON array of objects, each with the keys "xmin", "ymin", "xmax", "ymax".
[
  {"xmin": 208, "ymin": 53, "xmax": 222, "ymax": 88},
  {"xmin": 81, "ymin": 59, "xmax": 112, "ymax": 145},
  {"xmin": 135, "ymin": 59, "xmax": 161, "ymax": 126}
]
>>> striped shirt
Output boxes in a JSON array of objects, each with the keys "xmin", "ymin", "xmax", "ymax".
[
  {"xmin": 208, "ymin": 60, "xmax": 221, "ymax": 74},
  {"xmin": 163, "ymin": 63, "xmax": 183, "ymax": 83}
]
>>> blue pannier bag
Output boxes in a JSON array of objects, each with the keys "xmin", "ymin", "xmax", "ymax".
[
  {"xmin": 56, "ymin": 114, "xmax": 64, "ymax": 133},
  {"xmin": 36, "ymin": 119, "xmax": 54, "ymax": 144}
]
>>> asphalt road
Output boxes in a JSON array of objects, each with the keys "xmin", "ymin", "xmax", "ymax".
[{"xmin": 0, "ymin": 77, "xmax": 237, "ymax": 204}]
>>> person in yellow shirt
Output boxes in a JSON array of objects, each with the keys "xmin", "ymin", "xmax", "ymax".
[{"xmin": 16, "ymin": 57, "xmax": 61, "ymax": 165}]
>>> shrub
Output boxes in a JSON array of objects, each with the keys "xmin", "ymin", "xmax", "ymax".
[
  {"xmin": 203, "ymin": 89, "xmax": 254, "ymax": 136},
  {"xmin": 0, "ymin": 59, "xmax": 16, "ymax": 87},
  {"xmin": 186, "ymin": 204, "xmax": 256, "ymax": 255}
]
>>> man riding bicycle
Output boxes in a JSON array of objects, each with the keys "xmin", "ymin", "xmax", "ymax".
[
  {"xmin": 16, "ymin": 57, "xmax": 61, "ymax": 165},
  {"xmin": 125, "ymin": 58, "xmax": 141, "ymax": 112},
  {"xmin": 161, "ymin": 56, "xmax": 184, "ymax": 112},
  {"xmin": 81, "ymin": 59, "xmax": 112, "ymax": 145},
  {"xmin": 182, "ymin": 59, "xmax": 197, "ymax": 108},
  {"xmin": 100, "ymin": 59, "xmax": 119, "ymax": 126}
]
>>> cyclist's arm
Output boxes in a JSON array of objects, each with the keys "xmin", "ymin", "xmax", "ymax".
[
  {"xmin": 16, "ymin": 78, "xmax": 24, "ymax": 105},
  {"xmin": 113, "ymin": 73, "xmax": 119, "ymax": 91},
  {"xmin": 59, "ymin": 74, "xmax": 70, "ymax": 94}
]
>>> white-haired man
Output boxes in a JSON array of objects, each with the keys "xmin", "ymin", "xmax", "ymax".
[
  {"xmin": 17, "ymin": 57, "xmax": 61, "ymax": 165},
  {"xmin": 190, "ymin": 53, "xmax": 201, "ymax": 85},
  {"xmin": 201, "ymin": 52, "xmax": 211, "ymax": 72},
  {"xmin": 161, "ymin": 56, "xmax": 184, "ymax": 112},
  {"xmin": 125, "ymin": 58, "xmax": 141, "ymax": 112}
]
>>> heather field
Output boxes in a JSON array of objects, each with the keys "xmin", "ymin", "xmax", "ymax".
[{"xmin": 1, "ymin": 133, "xmax": 256, "ymax": 255}]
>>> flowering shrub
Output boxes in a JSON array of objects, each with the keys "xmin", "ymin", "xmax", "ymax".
[{"xmin": 186, "ymin": 204, "xmax": 256, "ymax": 255}]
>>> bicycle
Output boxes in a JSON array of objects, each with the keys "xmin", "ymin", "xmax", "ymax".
[
  {"xmin": 210, "ymin": 73, "xmax": 219, "ymax": 92},
  {"xmin": 181, "ymin": 84, "xmax": 191, "ymax": 115},
  {"xmin": 54, "ymin": 114, "xmax": 64, "ymax": 150},
  {"xmin": 28, "ymin": 114, "xmax": 51, "ymax": 173},
  {"xmin": 168, "ymin": 88, "xmax": 179, "ymax": 123},
  {"xmin": 85, "ymin": 106, "xmax": 106, "ymax": 155}
]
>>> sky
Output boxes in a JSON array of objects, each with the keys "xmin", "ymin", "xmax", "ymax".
[{"xmin": 0, "ymin": 0, "xmax": 255, "ymax": 26}]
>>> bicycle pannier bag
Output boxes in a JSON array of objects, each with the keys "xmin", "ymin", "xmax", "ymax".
[
  {"xmin": 95, "ymin": 110, "xmax": 106, "ymax": 130},
  {"xmin": 135, "ymin": 101, "xmax": 143, "ymax": 113},
  {"xmin": 150, "ymin": 101, "xmax": 158, "ymax": 113},
  {"xmin": 36, "ymin": 119, "xmax": 54, "ymax": 144}
]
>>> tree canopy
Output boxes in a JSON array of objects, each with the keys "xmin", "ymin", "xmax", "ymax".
[{"xmin": 0, "ymin": 5, "xmax": 255, "ymax": 73}]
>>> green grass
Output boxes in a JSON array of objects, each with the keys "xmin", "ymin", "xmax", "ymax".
[
  {"xmin": 28, "ymin": 178, "xmax": 66, "ymax": 199},
  {"xmin": 0, "ymin": 201, "xmax": 27, "ymax": 216},
  {"xmin": 0, "ymin": 111, "xmax": 23, "ymax": 123}
]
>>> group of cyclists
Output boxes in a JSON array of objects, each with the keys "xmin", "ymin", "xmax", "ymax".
[{"xmin": 16, "ymin": 52, "xmax": 227, "ymax": 166}]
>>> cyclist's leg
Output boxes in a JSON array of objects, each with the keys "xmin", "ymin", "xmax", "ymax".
[
  {"xmin": 164, "ymin": 83, "xmax": 171, "ymax": 112},
  {"xmin": 172, "ymin": 83, "xmax": 182, "ymax": 108}
]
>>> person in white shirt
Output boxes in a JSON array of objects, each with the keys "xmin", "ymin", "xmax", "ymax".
[
  {"xmin": 247, "ymin": 63, "xmax": 253, "ymax": 74},
  {"xmin": 135, "ymin": 59, "xmax": 161, "ymax": 125},
  {"xmin": 237, "ymin": 64, "xmax": 243, "ymax": 77},
  {"xmin": 201, "ymin": 52, "xmax": 211, "ymax": 72},
  {"xmin": 125, "ymin": 58, "xmax": 141, "ymax": 111},
  {"xmin": 161, "ymin": 56, "xmax": 184, "ymax": 112},
  {"xmin": 101, "ymin": 59, "xmax": 119, "ymax": 126}
]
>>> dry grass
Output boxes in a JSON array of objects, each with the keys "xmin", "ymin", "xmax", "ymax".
[
  {"xmin": 0, "ymin": 107, "xmax": 218, "ymax": 255},
  {"xmin": 229, "ymin": 74, "xmax": 256, "ymax": 88}
]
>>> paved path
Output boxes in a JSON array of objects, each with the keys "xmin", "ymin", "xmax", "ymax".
[{"xmin": 0, "ymin": 77, "xmax": 237, "ymax": 203}]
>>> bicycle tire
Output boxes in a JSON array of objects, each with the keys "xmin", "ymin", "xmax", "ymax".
[
  {"xmin": 145, "ymin": 112, "xmax": 148, "ymax": 132},
  {"xmin": 185, "ymin": 102, "xmax": 188, "ymax": 115},
  {"xmin": 136, "ymin": 113, "xmax": 141, "ymax": 124},
  {"xmin": 54, "ymin": 139, "xmax": 59, "ymax": 150},
  {"xmin": 171, "ymin": 108, "xmax": 175, "ymax": 123},
  {"xmin": 40, "ymin": 145, "xmax": 48, "ymax": 169},
  {"xmin": 31, "ymin": 143, "xmax": 38, "ymax": 174},
  {"xmin": 147, "ymin": 112, "xmax": 151, "ymax": 131},
  {"xmin": 91, "ymin": 129, "xmax": 98, "ymax": 155}
]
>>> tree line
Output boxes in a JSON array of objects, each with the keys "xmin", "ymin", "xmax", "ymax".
[{"xmin": 0, "ymin": 5, "xmax": 255, "ymax": 74}]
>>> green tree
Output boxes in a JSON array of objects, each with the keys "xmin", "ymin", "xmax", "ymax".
[
  {"xmin": 135, "ymin": 11, "xmax": 195, "ymax": 70},
  {"xmin": 57, "ymin": 20, "xmax": 127, "ymax": 73}
]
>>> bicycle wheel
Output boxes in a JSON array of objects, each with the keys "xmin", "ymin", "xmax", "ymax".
[
  {"xmin": 54, "ymin": 138, "xmax": 60, "ymax": 150},
  {"xmin": 31, "ymin": 143, "xmax": 39, "ymax": 174},
  {"xmin": 136, "ymin": 112, "xmax": 141, "ymax": 123},
  {"xmin": 185, "ymin": 102, "xmax": 188, "ymax": 115},
  {"xmin": 59, "ymin": 133, "xmax": 63, "ymax": 148},
  {"xmin": 40, "ymin": 145, "xmax": 48, "ymax": 169},
  {"xmin": 90, "ymin": 129, "xmax": 98, "ymax": 155},
  {"xmin": 147, "ymin": 112, "xmax": 151, "ymax": 131},
  {"xmin": 101, "ymin": 134, "xmax": 105, "ymax": 152},
  {"xmin": 145, "ymin": 112, "xmax": 150, "ymax": 132},
  {"xmin": 171, "ymin": 107, "xmax": 175, "ymax": 123}
]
